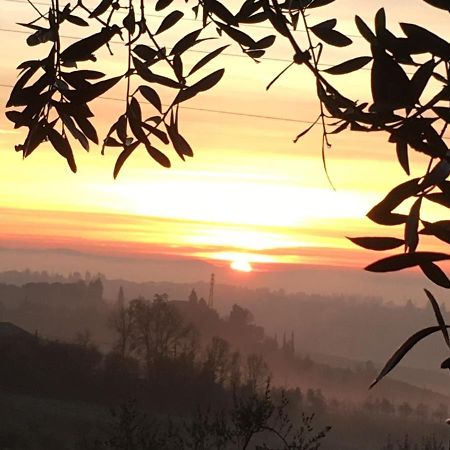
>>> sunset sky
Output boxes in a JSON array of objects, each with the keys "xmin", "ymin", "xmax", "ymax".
[{"xmin": 0, "ymin": 0, "xmax": 448, "ymax": 284}]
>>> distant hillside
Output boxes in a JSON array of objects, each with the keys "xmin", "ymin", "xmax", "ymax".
[
  {"xmin": 1, "ymin": 269, "xmax": 448, "ymax": 405},
  {"xmin": 96, "ymin": 275, "xmax": 450, "ymax": 375},
  {"xmin": 305, "ymin": 352, "xmax": 450, "ymax": 398},
  {"xmin": 0, "ymin": 278, "xmax": 110, "ymax": 344}
]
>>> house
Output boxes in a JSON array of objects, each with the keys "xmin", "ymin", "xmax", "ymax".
[{"xmin": 0, "ymin": 322, "xmax": 33, "ymax": 339}]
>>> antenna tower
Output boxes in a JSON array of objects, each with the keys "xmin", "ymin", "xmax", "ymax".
[{"xmin": 208, "ymin": 273, "xmax": 215, "ymax": 308}]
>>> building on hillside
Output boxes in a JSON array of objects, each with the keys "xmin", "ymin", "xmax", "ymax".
[{"xmin": 0, "ymin": 322, "xmax": 33, "ymax": 340}]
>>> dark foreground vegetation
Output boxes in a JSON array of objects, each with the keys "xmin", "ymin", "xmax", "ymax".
[{"xmin": 0, "ymin": 271, "xmax": 449, "ymax": 449}]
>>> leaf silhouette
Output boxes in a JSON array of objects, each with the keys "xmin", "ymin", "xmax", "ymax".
[
  {"xmin": 145, "ymin": 142, "xmax": 171, "ymax": 168},
  {"xmin": 438, "ymin": 180, "xmax": 450, "ymax": 196},
  {"xmin": 170, "ymin": 29, "xmax": 202, "ymax": 55},
  {"xmin": 61, "ymin": 26, "xmax": 119, "ymax": 63},
  {"xmin": 61, "ymin": 114, "xmax": 89, "ymax": 151},
  {"xmin": 47, "ymin": 128, "xmax": 77, "ymax": 173},
  {"xmin": 67, "ymin": 15, "xmax": 89, "ymax": 27},
  {"xmin": 395, "ymin": 140, "xmax": 410, "ymax": 175},
  {"xmin": 222, "ymin": 25, "xmax": 256, "ymax": 48},
  {"xmin": 210, "ymin": 1, "xmax": 238, "ymax": 26},
  {"xmin": 374, "ymin": 8, "xmax": 386, "ymax": 36},
  {"xmin": 365, "ymin": 252, "xmax": 450, "ymax": 272},
  {"xmin": 139, "ymin": 86, "xmax": 162, "ymax": 112},
  {"xmin": 421, "ymin": 160, "xmax": 450, "ymax": 191},
  {"xmin": 141, "ymin": 122, "xmax": 169, "ymax": 145},
  {"xmin": 367, "ymin": 178, "xmax": 421, "ymax": 225},
  {"xmin": 89, "ymin": 0, "xmax": 113, "ymax": 18},
  {"xmin": 263, "ymin": 4, "xmax": 290, "ymax": 37},
  {"xmin": 324, "ymin": 56, "xmax": 372, "ymax": 75},
  {"xmin": 155, "ymin": 0, "xmax": 173, "ymax": 11},
  {"xmin": 82, "ymin": 76, "xmax": 122, "ymax": 102},
  {"xmin": 134, "ymin": 58, "xmax": 182, "ymax": 88},
  {"xmin": 422, "ymin": 0, "xmax": 450, "ymax": 11},
  {"xmin": 133, "ymin": 45, "xmax": 160, "ymax": 64},
  {"xmin": 117, "ymin": 115, "xmax": 128, "ymax": 143},
  {"xmin": 307, "ymin": 0, "xmax": 336, "ymax": 7},
  {"xmin": 236, "ymin": 1, "xmax": 264, "ymax": 21},
  {"xmin": 128, "ymin": 98, "xmax": 146, "ymax": 142},
  {"xmin": 311, "ymin": 24, "xmax": 352, "ymax": 47},
  {"xmin": 424, "ymin": 290, "xmax": 450, "ymax": 348},
  {"xmin": 245, "ymin": 49, "xmax": 265, "ymax": 59},
  {"xmin": 252, "ymin": 35, "xmax": 276, "ymax": 50},
  {"xmin": 172, "ymin": 54, "xmax": 183, "ymax": 81},
  {"xmin": 23, "ymin": 120, "xmax": 47, "ymax": 156},
  {"xmin": 114, "ymin": 143, "xmax": 138, "ymax": 179},
  {"xmin": 74, "ymin": 116, "xmax": 98, "ymax": 144},
  {"xmin": 155, "ymin": 11, "xmax": 183, "ymax": 35},
  {"xmin": 7, "ymin": 72, "xmax": 50, "ymax": 107},
  {"xmin": 371, "ymin": 49, "xmax": 412, "ymax": 110},
  {"xmin": 176, "ymin": 69, "xmax": 225, "ymax": 104},
  {"xmin": 188, "ymin": 45, "xmax": 229, "ymax": 76},
  {"xmin": 421, "ymin": 262, "xmax": 450, "ymax": 288},
  {"xmin": 312, "ymin": 19, "xmax": 337, "ymax": 30},
  {"xmin": 420, "ymin": 220, "xmax": 450, "ymax": 245},
  {"xmin": 433, "ymin": 107, "xmax": 450, "ymax": 122},
  {"xmin": 103, "ymin": 137, "xmax": 122, "ymax": 147},
  {"xmin": 441, "ymin": 357, "xmax": 450, "ymax": 369},
  {"xmin": 347, "ymin": 236, "xmax": 404, "ymax": 251},
  {"xmin": 123, "ymin": 8, "xmax": 136, "ymax": 35},
  {"xmin": 167, "ymin": 118, "xmax": 193, "ymax": 160},
  {"xmin": 404, "ymin": 197, "xmax": 422, "ymax": 253},
  {"xmin": 66, "ymin": 69, "xmax": 105, "ymax": 80},
  {"xmin": 410, "ymin": 60, "xmax": 436, "ymax": 103},
  {"xmin": 370, "ymin": 325, "xmax": 449, "ymax": 388},
  {"xmin": 355, "ymin": 15, "xmax": 377, "ymax": 44},
  {"xmin": 401, "ymin": 23, "xmax": 450, "ymax": 59}
]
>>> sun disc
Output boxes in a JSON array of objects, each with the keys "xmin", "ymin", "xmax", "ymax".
[{"xmin": 231, "ymin": 259, "xmax": 252, "ymax": 272}]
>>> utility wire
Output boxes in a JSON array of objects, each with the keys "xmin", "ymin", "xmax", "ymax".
[
  {"xmin": 1, "ymin": 83, "xmax": 449, "ymax": 141},
  {"xmin": 0, "ymin": 26, "xmax": 290, "ymax": 63},
  {"xmin": 0, "ymin": 25, "xmax": 419, "ymax": 75},
  {"xmin": 2, "ymin": 0, "xmax": 363, "ymax": 39},
  {"xmin": 0, "ymin": 16, "xmax": 447, "ymax": 137},
  {"xmin": 0, "ymin": 26, "xmax": 354, "ymax": 68},
  {"xmin": 0, "ymin": 82, "xmax": 315, "ymax": 125}
]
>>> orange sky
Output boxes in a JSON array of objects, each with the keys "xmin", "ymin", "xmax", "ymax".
[{"xmin": 0, "ymin": 0, "xmax": 448, "ymax": 276}]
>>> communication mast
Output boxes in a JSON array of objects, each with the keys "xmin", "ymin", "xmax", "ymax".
[{"xmin": 208, "ymin": 273, "xmax": 215, "ymax": 308}]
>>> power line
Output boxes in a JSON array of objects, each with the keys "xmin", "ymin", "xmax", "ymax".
[
  {"xmin": 2, "ymin": 0, "xmax": 363, "ymax": 39},
  {"xmin": 0, "ymin": 26, "xmax": 289, "ymax": 63},
  {"xmin": 0, "ymin": 82, "xmax": 315, "ymax": 124},
  {"xmin": 1, "ymin": 83, "xmax": 449, "ymax": 141},
  {"xmin": 4, "ymin": 0, "xmax": 445, "ymax": 83},
  {"xmin": 0, "ymin": 25, "xmax": 419, "ymax": 75},
  {"xmin": 0, "ymin": 0, "xmax": 368, "ymax": 69},
  {"xmin": 0, "ymin": 25, "xmax": 347, "ymax": 68}
]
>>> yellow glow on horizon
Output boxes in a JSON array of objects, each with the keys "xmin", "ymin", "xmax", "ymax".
[
  {"xmin": 201, "ymin": 251, "xmax": 284, "ymax": 265},
  {"xmin": 1, "ymin": 1, "xmax": 445, "ymax": 272},
  {"xmin": 86, "ymin": 177, "xmax": 375, "ymax": 228}
]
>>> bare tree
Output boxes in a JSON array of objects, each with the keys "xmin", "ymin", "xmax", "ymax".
[
  {"xmin": 109, "ymin": 286, "xmax": 133, "ymax": 358},
  {"xmin": 128, "ymin": 294, "xmax": 190, "ymax": 377},
  {"xmin": 204, "ymin": 336, "xmax": 232, "ymax": 386},
  {"xmin": 245, "ymin": 353, "xmax": 270, "ymax": 392}
]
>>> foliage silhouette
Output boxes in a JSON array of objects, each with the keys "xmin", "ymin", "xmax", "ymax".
[
  {"xmin": 1, "ymin": 288, "xmax": 450, "ymax": 448},
  {"xmin": 86, "ymin": 386, "xmax": 330, "ymax": 450},
  {"xmin": 5, "ymin": 1, "xmax": 450, "ymax": 381}
]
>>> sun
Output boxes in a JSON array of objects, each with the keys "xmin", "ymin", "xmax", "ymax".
[{"xmin": 230, "ymin": 258, "xmax": 253, "ymax": 272}]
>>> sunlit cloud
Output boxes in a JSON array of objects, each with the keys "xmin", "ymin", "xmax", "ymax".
[{"xmin": 1, "ymin": 0, "xmax": 444, "ymax": 273}]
